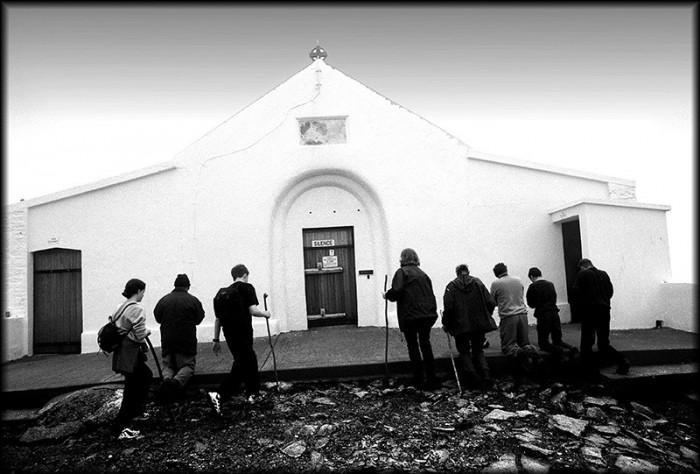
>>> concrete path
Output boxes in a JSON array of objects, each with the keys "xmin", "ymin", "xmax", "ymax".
[{"xmin": 3, "ymin": 325, "xmax": 696, "ymax": 400}]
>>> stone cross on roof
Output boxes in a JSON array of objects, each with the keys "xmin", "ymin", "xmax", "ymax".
[{"xmin": 309, "ymin": 45, "xmax": 328, "ymax": 61}]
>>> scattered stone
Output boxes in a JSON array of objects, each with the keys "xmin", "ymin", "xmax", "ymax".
[
  {"xmin": 310, "ymin": 450, "xmax": 323, "ymax": 465},
  {"xmin": 550, "ymin": 391, "xmax": 566, "ymax": 410},
  {"xmin": 584, "ymin": 396, "xmax": 618, "ymax": 406},
  {"xmin": 680, "ymin": 446, "xmax": 699, "ymax": 465},
  {"xmin": 312, "ymin": 397, "xmax": 336, "ymax": 406},
  {"xmin": 642, "ymin": 418, "xmax": 669, "ymax": 428},
  {"xmin": 484, "ymin": 409, "xmax": 517, "ymax": 421},
  {"xmin": 353, "ymin": 390, "xmax": 369, "ymax": 399},
  {"xmin": 281, "ymin": 440, "xmax": 307, "ymax": 458},
  {"xmin": 514, "ymin": 428, "xmax": 541, "ymax": 444},
  {"xmin": 568, "ymin": 402, "xmax": 585, "ymax": 415},
  {"xmin": 592, "ymin": 424, "xmax": 619, "ymax": 435},
  {"xmin": 431, "ymin": 449, "xmax": 450, "ymax": 464},
  {"xmin": 585, "ymin": 407, "xmax": 608, "ymax": 420},
  {"xmin": 432, "ymin": 426, "xmax": 455, "ymax": 433},
  {"xmin": 317, "ymin": 424, "xmax": 336, "ymax": 436},
  {"xmin": 612, "ymin": 436, "xmax": 638, "ymax": 449},
  {"xmin": 521, "ymin": 443, "xmax": 554, "ymax": 457},
  {"xmin": 516, "ymin": 410, "xmax": 535, "ymax": 418},
  {"xmin": 483, "ymin": 453, "xmax": 518, "ymax": 473},
  {"xmin": 20, "ymin": 421, "xmax": 84, "ymax": 443},
  {"xmin": 298, "ymin": 424, "xmax": 317, "ymax": 436},
  {"xmin": 549, "ymin": 414, "xmax": 589, "ymax": 437},
  {"xmin": 614, "ymin": 455, "xmax": 659, "ymax": 473},
  {"xmin": 520, "ymin": 454, "xmax": 551, "ymax": 473},
  {"xmin": 629, "ymin": 401, "xmax": 656, "ymax": 418},
  {"xmin": 314, "ymin": 437, "xmax": 330, "ymax": 449},
  {"xmin": 581, "ymin": 445, "xmax": 606, "ymax": 467},
  {"xmin": 584, "ymin": 433, "xmax": 609, "ymax": 446}
]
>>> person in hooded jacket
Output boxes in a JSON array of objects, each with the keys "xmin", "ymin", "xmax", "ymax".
[
  {"xmin": 383, "ymin": 248, "xmax": 439, "ymax": 390},
  {"xmin": 442, "ymin": 264, "xmax": 498, "ymax": 389}
]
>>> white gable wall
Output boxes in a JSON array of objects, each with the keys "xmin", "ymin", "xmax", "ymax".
[{"xmin": 3, "ymin": 58, "xmax": 683, "ymax": 360}]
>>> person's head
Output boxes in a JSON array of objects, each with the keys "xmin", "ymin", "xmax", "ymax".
[
  {"xmin": 174, "ymin": 273, "xmax": 190, "ymax": 289},
  {"xmin": 578, "ymin": 258, "xmax": 593, "ymax": 270},
  {"xmin": 231, "ymin": 264, "xmax": 250, "ymax": 281},
  {"xmin": 399, "ymin": 248, "xmax": 420, "ymax": 267},
  {"xmin": 122, "ymin": 278, "xmax": 146, "ymax": 301},
  {"xmin": 527, "ymin": 267, "xmax": 542, "ymax": 282},
  {"xmin": 493, "ymin": 263, "xmax": 508, "ymax": 278},
  {"xmin": 455, "ymin": 264, "xmax": 470, "ymax": 276}
]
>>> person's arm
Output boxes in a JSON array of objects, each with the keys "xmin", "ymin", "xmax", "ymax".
[
  {"xmin": 526, "ymin": 285, "xmax": 537, "ymax": 309},
  {"xmin": 442, "ymin": 288, "xmax": 455, "ymax": 331},
  {"xmin": 384, "ymin": 269, "xmax": 404, "ymax": 302},
  {"xmin": 127, "ymin": 306, "xmax": 151, "ymax": 342},
  {"xmin": 153, "ymin": 299, "xmax": 163, "ymax": 324},
  {"xmin": 249, "ymin": 305, "xmax": 271, "ymax": 319},
  {"xmin": 194, "ymin": 299, "xmax": 205, "ymax": 325}
]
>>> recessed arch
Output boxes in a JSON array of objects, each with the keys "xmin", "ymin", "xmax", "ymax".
[{"xmin": 269, "ymin": 168, "xmax": 391, "ymax": 332}]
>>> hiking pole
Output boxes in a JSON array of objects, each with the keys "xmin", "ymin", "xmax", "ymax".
[
  {"xmin": 263, "ymin": 293, "xmax": 280, "ymax": 392},
  {"xmin": 384, "ymin": 274, "xmax": 389, "ymax": 387},
  {"xmin": 442, "ymin": 313, "xmax": 462, "ymax": 395},
  {"xmin": 145, "ymin": 336, "xmax": 163, "ymax": 381}
]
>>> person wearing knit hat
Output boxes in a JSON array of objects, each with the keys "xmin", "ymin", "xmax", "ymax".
[{"xmin": 153, "ymin": 273, "xmax": 205, "ymax": 403}]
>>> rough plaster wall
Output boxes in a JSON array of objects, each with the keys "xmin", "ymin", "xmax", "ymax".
[
  {"xmin": 657, "ymin": 283, "xmax": 697, "ymax": 333},
  {"xmin": 26, "ymin": 170, "xmax": 185, "ymax": 352},
  {"xmin": 584, "ymin": 205, "xmax": 672, "ymax": 329},
  {"xmin": 2, "ymin": 204, "xmax": 29, "ymax": 361}
]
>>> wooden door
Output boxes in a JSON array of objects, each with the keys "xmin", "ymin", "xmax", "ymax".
[
  {"xmin": 562, "ymin": 219, "xmax": 583, "ymax": 323},
  {"xmin": 33, "ymin": 248, "xmax": 83, "ymax": 354},
  {"xmin": 303, "ymin": 227, "xmax": 358, "ymax": 327}
]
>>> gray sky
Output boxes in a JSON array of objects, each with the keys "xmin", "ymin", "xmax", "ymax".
[{"xmin": 5, "ymin": 5, "xmax": 695, "ymax": 282}]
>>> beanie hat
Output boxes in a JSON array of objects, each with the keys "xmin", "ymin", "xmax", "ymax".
[{"xmin": 174, "ymin": 273, "xmax": 190, "ymax": 288}]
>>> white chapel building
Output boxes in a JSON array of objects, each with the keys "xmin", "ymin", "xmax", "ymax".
[{"xmin": 3, "ymin": 46, "xmax": 685, "ymax": 361}]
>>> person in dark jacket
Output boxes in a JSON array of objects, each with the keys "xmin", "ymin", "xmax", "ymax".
[
  {"xmin": 526, "ymin": 267, "xmax": 577, "ymax": 363},
  {"xmin": 153, "ymin": 274, "xmax": 205, "ymax": 402},
  {"xmin": 383, "ymin": 248, "xmax": 439, "ymax": 390},
  {"xmin": 442, "ymin": 264, "xmax": 498, "ymax": 389},
  {"xmin": 573, "ymin": 258, "xmax": 631, "ymax": 377}
]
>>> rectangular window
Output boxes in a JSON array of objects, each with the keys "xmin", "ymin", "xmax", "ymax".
[{"xmin": 298, "ymin": 117, "xmax": 347, "ymax": 145}]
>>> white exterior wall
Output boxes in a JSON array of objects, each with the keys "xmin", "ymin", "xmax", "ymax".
[
  {"xmin": 2, "ymin": 203, "xmax": 29, "ymax": 361},
  {"xmin": 3, "ymin": 59, "xmax": 682, "ymax": 359},
  {"xmin": 584, "ymin": 204, "xmax": 672, "ymax": 329},
  {"xmin": 657, "ymin": 283, "xmax": 697, "ymax": 333}
]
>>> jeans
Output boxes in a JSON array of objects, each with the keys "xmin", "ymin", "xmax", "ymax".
[{"xmin": 218, "ymin": 325, "xmax": 259, "ymax": 398}]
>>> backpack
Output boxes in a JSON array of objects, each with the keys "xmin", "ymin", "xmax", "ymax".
[
  {"xmin": 213, "ymin": 284, "xmax": 245, "ymax": 327},
  {"xmin": 97, "ymin": 302, "xmax": 136, "ymax": 353}
]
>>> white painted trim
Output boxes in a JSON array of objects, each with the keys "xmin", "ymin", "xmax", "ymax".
[
  {"xmin": 468, "ymin": 150, "xmax": 635, "ymax": 187},
  {"xmin": 549, "ymin": 198, "xmax": 671, "ymax": 215},
  {"xmin": 15, "ymin": 163, "xmax": 178, "ymax": 208}
]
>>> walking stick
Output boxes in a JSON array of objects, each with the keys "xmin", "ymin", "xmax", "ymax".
[
  {"xmin": 145, "ymin": 336, "xmax": 163, "ymax": 381},
  {"xmin": 263, "ymin": 293, "xmax": 280, "ymax": 392},
  {"xmin": 442, "ymin": 313, "xmax": 462, "ymax": 395},
  {"xmin": 384, "ymin": 274, "xmax": 389, "ymax": 387}
]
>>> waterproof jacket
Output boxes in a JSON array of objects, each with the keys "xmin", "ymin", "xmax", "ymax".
[
  {"xmin": 442, "ymin": 275, "xmax": 497, "ymax": 336},
  {"xmin": 385, "ymin": 265, "xmax": 438, "ymax": 331},
  {"xmin": 154, "ymin": 288, "xmax": 205, "ymax": 355},
  {"xmin": 573, "ymin": 266, "xmax": 614, "ymax": 309}
]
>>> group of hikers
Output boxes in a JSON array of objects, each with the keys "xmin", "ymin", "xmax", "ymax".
[
  {"xmin": 106, "ymin": 250, "xmax": 630, "ymax": 440},
  {"xmin": 383, "ymin": 248, "xmax": 631, "ymax": 394}
]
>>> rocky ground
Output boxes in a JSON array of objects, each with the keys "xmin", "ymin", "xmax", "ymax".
[{"xmin": 1, "ymin": 374, "xmax": 698, "ymax": 473}]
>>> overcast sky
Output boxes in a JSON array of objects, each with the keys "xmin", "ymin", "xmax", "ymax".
[{"xmin": 5, "ymin": 5, "xmax": 695, "ymax": 282}]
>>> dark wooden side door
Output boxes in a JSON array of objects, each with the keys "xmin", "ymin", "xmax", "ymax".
[
  {"xmin": 562, "ymin": 219, "xmax": 583, "ymax": 323},
  {"xmin": 33, "ymin": 248, "xmax": 83, "ymax": 354},
  {"xmin": 303, "ymin": 227, "xmax": 358, "ymax": 328}
]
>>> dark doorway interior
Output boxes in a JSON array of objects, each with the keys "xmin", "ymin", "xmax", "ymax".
[
  {"xmin": 33, "ymin": 248, "xmax": 82, "ymax": 354},
  {"xmin": 561, "ymin": 219, "xmax": 583, "ymax": 323}
]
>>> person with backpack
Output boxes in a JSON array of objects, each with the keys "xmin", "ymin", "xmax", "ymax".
[
  {"xmin": 442, "ymin": 264, "xmax": 498, "ymax": 389},
  {"xmin": 110, "ymin": 278, "xmax": 152, "ymax": 440},
  {"xmin": 153, "ymin": 273, "xmax": 205, "ymax": 403},
  {"xmin": 207, "ymin": 264, "xmax": 271, "ymax": 415},
  {"xmin": 383, "ymin": 248, "xmax": 439, "ymax": 390}
]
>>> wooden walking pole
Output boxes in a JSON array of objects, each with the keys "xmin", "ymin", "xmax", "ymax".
[
  {"xmin": 384, "ymin": 274, "xmax": 389, "ymax": 386},
  {"xmin": 442, "ymin": 311, "xmax": 462, "ymax": 395},
  {"xmin": 145, "ymin": 336, "xmax": 163, "ymax": 381},
  {"xmin": 263, "ymin": 293, "xmax": 279, "ymax": 392}
]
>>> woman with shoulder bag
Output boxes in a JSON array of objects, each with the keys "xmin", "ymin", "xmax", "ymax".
[{"xmin": 111, "ymin": 278, "xmax": 153, "ymax": 440}]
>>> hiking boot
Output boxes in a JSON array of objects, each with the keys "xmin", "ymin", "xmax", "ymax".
[
  {"xmin": 207, "ymin": 391, "xmax": 222, "ymax": 416},
  {"xmin": 616, "ymin": 358, "xmax": 631, "ymax": 375},
  {"xmin": 117, "ymin": 428, "xmax": 140, "ymax": 440}
]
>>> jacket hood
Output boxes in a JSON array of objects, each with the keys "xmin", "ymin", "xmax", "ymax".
[{"xmin": 452, "ymin": 274, "xmax": 477, "ymax": 292}]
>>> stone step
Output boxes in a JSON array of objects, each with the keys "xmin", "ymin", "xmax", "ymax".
[{"xmin": 601, "ymin": 361, "xmax": 698, "ymax": 381}]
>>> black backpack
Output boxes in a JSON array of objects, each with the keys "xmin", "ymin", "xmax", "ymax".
[
  {"xmin": 213, "ymin": 284, "xmax": 244, "ymax": 327},
  {"xmin": 97, "ymin": 302, "xmax": 136, "ymax": 353}
]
